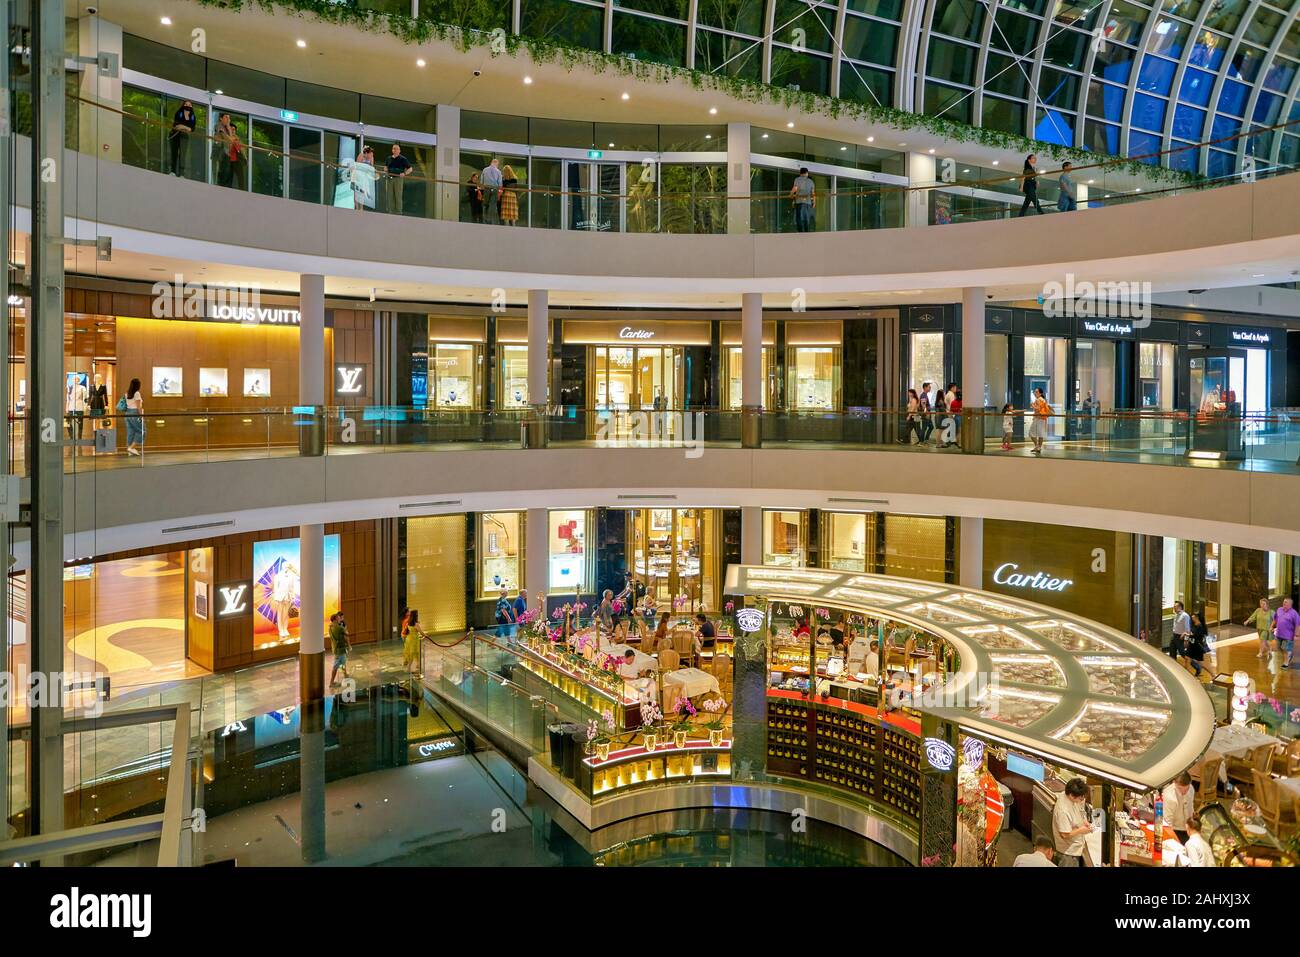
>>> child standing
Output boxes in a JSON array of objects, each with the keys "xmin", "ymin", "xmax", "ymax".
[{"xmin": 1000, "ymin": 403, "xmax": 1014, "ymax": 451}]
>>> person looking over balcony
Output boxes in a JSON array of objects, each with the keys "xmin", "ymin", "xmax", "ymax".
[
  {"xmin": 169, "ymin": 99, "xmax": 196, "ymax": 176},
  {"xmin": 466, "ymin": 172, "xmax": 484, "ymax": 223},
  {"xmin": 213, "ymin": 114, "xmax": 243, "ymax": 189},
  {"xmin": 500, "ymin": 165, "xmax": 520, "ymax": 225},
  {"xmin": 481, "ymin": 158, "xmax": 503, "ymax": 223},
  {"xmin": 385, "ymin": 143, "xmax": 412, "ymax": 214},
  {"xmin": 790, "ymin": 167, "xmax": 815, "ymax": 232}
]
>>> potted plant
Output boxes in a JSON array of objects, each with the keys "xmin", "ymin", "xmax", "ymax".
[
  {"xmin": 639, "ymin": 699, "xmax": 662, "ymax": 752},
  {"xmin": 586, "ymin": 708, "xmax": 618, "ymax": 761},
  {"xmin": 700, "ymin": 697, "xmax": 729, "ymax": 747},
  {"xmin": 672, "ymin": 697, "xmax": 697, "ymax": 749}
]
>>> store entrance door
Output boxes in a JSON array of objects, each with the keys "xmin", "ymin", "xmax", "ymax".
[
  {"xmin": 627, "ymin": 508, "xmax": 717, "ymax": 610},
  {"xmin": 564, "ymin": 161, "xmax": 623, "ymax": 231},
  {"xmin": 591, "ymin": 345, "xmax": 682, "ymax": 438}
]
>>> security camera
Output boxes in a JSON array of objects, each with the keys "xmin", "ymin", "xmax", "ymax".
[
  {"xmin": 86, "ymin": 5, "xmax": 98, "ymax": 13},
  {"xmin": 473, "ymin": 69, "xmax": 482, "ymax": 77}
]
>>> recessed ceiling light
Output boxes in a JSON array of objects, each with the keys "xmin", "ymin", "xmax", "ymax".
[
  {"xmin": 296, "ymin": 39, "xmax": 306, "ymax": 48},
  {"xmin": 523, "ymin": 76, "xmax": 533, "ymax": 85},
  {"xmin": 621, "ymin": 92, "xmax": 630, "ymax": 100},
  {"xmin": 1252, "ymin": 273, "xmax": 1264, "ymax": 278},
  {"xmin": 1134, "ymin": 187, "xmax": 1141, "ymax": 192},
  {"xmin": 840, "ymin": 146, "xmax": 847, "ymax": 150},
  {"xmin": 608, "ymin": 142, "xmax": 615, "ymax": 147},
  {"xmin": 705, "ymin": 134, "xmax": 712, "ymax": 139},
  {"xmin": 962, "ymin": 168, "xmax": 970, "ymax": 173},
  {"xmin": 761, "ymin": 133, "xmax": 769, "ymax": 138},
  {"xmin": 992, "ymin": 160, "xmax": 999, "ymax": 165},
  {"xmin": 416, "ymin": 58, "xmax": 426, "ymax": 67},
  {"xmin": 786, "ymin": 121, "xmax": 794, "ymax": 128},
  {"xmin": 898, "ymin": 142, "xmax": 906, "ymax": 147},
  {"xmin": 160, "ymin": 16, "xmax": 173, "ymax": 26},
  {"xmin": 866, "ymin": 136, "xmax": 874, "ymax": 143},
  {"xmin": 214, "ymin": 89, "xmax": 223, "ymax": 95},
  {"xmin": 928, "ymin": 148, "xmax": 936, "ymax": 154},
  {"xmin": 1086, "ymin": 179, "xmax": 1095, "ymax": 184},
  {"xmin": 709, "ymin": 107, "xmax": 718, "ymax": 114}
]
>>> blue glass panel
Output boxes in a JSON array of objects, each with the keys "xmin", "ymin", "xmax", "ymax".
[
  {"xmin": 1131, "ymin": 93, "xmax": 1167, "ymax": 131},
  {"xmin": 1211, "ymin": 114, "xmax": 1242, "ymax": 142},
  {"xmin": 1179, "ymin": 67, "xmax": 1214, "ymax": 106},
  {"xmin": 1216, "ymin": 80, "xmax": 1248, "ymax": 117},
  {"xmin": 1206, "ymin": 150, "xmax": 1234, "ymax": 179},
  {"xmin": 1263, "ymin": 59, "xmax": 1296, "ymax": 93},
  {"xmin": 1034, "ymin": 108, "xmax": 1075, "ymax": 145},
  {"xmin": 1280, "ymin": 136, "xmax": 1299, "ymax": 168},
  {"xmin": 1253, "ymin": 92, "xmax": 1282, "ymax": 126},
  {"xmin": 1172, "ymin": 103, "xmax": 1206, "ymax": 140},
  {"xmin": 1188, "ymin": 33, "xmax": 1227, "ymax": 70},
  {"xmin": 1168, "ymin": 140, "xmax": 1198, "ymax": 172},
  {"xmin": 1128, "ymin": 130, "xmax": 1162, "ymax": 162},
  {"xmin": 1136, "ymin": 55, "xmax": 1176, "ymax": 95},
  {"xmin": 1082, "ymin": 119, "xmax": 1119, "ymax": 154}
]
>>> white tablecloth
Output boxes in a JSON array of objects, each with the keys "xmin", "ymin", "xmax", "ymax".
[
  {"xmin": 662, "ymin": 667, "xmax": 721, "ymax": 709},
  {"xmin": 1211, "ymin": 724, "xmax": 1279, "ymax": 759},
  {"xmin": 605, "ymin": 643, "xmax": 657, "ymax": 673}
]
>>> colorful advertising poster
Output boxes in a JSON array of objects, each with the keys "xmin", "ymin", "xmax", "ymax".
[{"xmin": 251, "ymin": 534, "xmax": 340, "ymax": 647}]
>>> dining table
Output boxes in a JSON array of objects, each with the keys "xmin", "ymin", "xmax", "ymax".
[
  {"xmin": 1198, "ymin": 724, "xmax": 1282, "ymax": 785},
  {"xmin": 661, "ymin": 666, "xmax": 721, "ymax": 711}
]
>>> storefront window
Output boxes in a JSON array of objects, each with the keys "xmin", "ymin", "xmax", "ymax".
[
  {"xmin": 908, "ymin": 331, "xmax": 944, "ymax": 394},
  {"xmin": 724, "ymin": 346, "xmax": 773, "ymax": 409},
  {"xmin": 1074, "ymin": 339, "xmax": 1117, "ymax": 411},
  {"xmin": 430, "ymin": 343, "xmax": 478, "ymax": 408},
  {"xmin": 883, "ymin": 514, "xmax": 948, "ymax": 582},
  {"xmin": 479, "ymin": 511, "xmax": 524, "ymax": 599},
  {"xmin": 1138, "ymin": 341, "xmax": 1174, "ymax": 409},
  {"xmin": 787, "ymin": 346, "xmax": 841, "ymax": 411},
  {"xmin": 1023, "ymin": 335, "xmax": 1068, "ymax": 438},
  {"xmin": 627, "ymin": 509, "xmax": 719, "ymax": 609},
  {"xmin": 548, "ymin": 509, "xmax": 588, "ymax": 593},
  {"xmin": 821, "ymin": 511, "xmax": 874, "ymax": 572},
  {"xmin": 763, "ymin": 510, "xmax": 806, "ymax": 567},
  {"xmin": 499, "ymin": 344, "xmax": 529, "ymax": 409},
  {"xmin": 404, "ymin": 515, "xmax": 467, "ymax": 633}
]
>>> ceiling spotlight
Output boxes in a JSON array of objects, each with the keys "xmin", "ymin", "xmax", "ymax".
[
  {"xmin": 609, "ymin": 142, "xmax": 615, "ymax": 147},
  {"xmin": 992, "ymin": 160, "xmax": 999, "ymax": 165},
  {"xmin": 840, "ymin": 146, "xmax": 847, "ymax": 150},
  {"xmin": 416, "ymin": 58, "xmax": 426, "ymax": 67},
  {"xmin": 898, "ymin": 142, "xmax": 906, "ymax": 147},
  {"xmin": 928, "ymin": 147, "xmax": 936, "ymax": 154},
  {"xmin": 866, "ymin": 136, "xmax": 874, "ymax": 143},
  {"xmin": 523, "ymin": 75, "xmax": 533, "ymax": 85},
  {"xmin": 962, "ymin": 168, "xmax": 970, "ymax": 173},
  {"xmin": 1134, "ymin": 187, "xmax": 1141, "ymax": 192},
  {"xmin": 621, "ymin": 92, "xmax": 630, "ymax": 100},
  {"xmin": 761, "ymin": 133, "xmax": 769, "ymax": 139},
  {"xmin": 709, "ymin": 107, "xmax": 718, "ymax": 114},
  {"xmin": 705, "ymin": 133, "xmax": 713, "ymax": 139},
  {"xmin": 1086, "ymin": 178, "xmax": 1095, "ymax": 184},
  {"xmin": 296, "ymin": 39, "xmax": 306, "ymax": 48},
  {"xmin": 214, "ymin": 89, "xmax": 223, "ymax": 95},
  {"xmin": 786, "ymin": 121, "xmax": 795, "ymax": 128},
  {"xmin": 160, "ymin": 16, "xmax": 173, "ymax": 26}
]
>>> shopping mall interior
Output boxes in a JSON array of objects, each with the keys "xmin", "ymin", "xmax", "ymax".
[{"xmin": 3, "ymin": 0, "xmax": 1300, "ymax": 911}]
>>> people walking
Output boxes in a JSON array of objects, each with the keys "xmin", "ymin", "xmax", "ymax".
[
  {"xmin": 1168, "ymin": 600, "xmax": 1191, "ymax": 662},
  {"xmin": 1019, "ymin": 153, "xmax": 1043, "ymax": 216},
  {"xmin": 1273, "ymin": 596, "xmax": 1298, "ymax": 670},
  {"xmin": 1001, "ymin": 402, "xmax": 1015, "ymax": 451},
  {"xmin": 918, "ymin": 382, "xmax": 935, "ymax": 444},
  {"xmin": 466, "ymin": 172, "xmax": 484, "ymax": 223},
  {"xmin": 1245, "ymin": 598, "xmax": 1274, "ymax": 660},
  {"xmin": 120, "ymin": 377, "xmax": 145, "ymax": 457},
  {"xmin": 901, "ymin": 388, "xmax": 922, "ymax": 445},
  {"xmin": 494, "ymin": 587, "xmax": 515, "ymax": 640},
  {"xmin": 1184, "ymin": 612, "xmax": 1208, "ymax": 678},
  {"xmin": 384, "ymin": 142, "xmax": 412, "ymax": 214},
  {"xmin": 790, "ymin": 167, "xmax": 815, "ymax": 232},
  {"xmin": 329, "ymin": 611, "xmax": 352, "ymax": 687},
  {"xmin": 1056, "ymin": 161, "xmax": 1077, "ymax": 211},
  {"xmin": 168, "ymin": 99, "xmax": 196, "ymax": 176},
  {"xmin": 1029, "ymin": 387, "xmax": 1050, "ymax": 454},
  {"xmin": 932, "ymin": 387, "xmax": 949, "ymax": 448},
  {"xmin": 481, "ymin": 158, "xmax": 503, "ymax": 224}
]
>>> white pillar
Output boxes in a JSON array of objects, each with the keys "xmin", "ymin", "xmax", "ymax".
[
  {"xmin": 78, "ymin": 16, "xmax": 122, "ymax": 162},
  {"xmin": 434, "ymin": 104, "xmax": 461, "ymax": 221},
  {"xmin": 526, "ymin": 507, "xmax": 548, "ymax": 610},
  {"xmin": 741, "ymin": 507, "xmax": 763, "ymax": 566},
  {"xmin": 727, "ymin": 122, "xmax": 751, "ymax": 235},
  {"xmin": 961, "ymin": 286, "xmax": 986, "ymax": 410},
  {"xmin": 959, "ymin": 517, "xmax": 983, "ymax": 589},
  {"xmin": 905, "ymin": 152, "xmax": 936, "ymax": 227},
  {"xmin": 527, "ymin": 289, "xmax": 548, "ymax": 407},
  {"xmin": 300, "ymin": 274, "xmax": 325, "ymax": 406}
]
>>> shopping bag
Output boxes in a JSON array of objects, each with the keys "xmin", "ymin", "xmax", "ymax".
[{"xmin": 333, "ymin": 181, "xmax": 355, "ymax": 209}]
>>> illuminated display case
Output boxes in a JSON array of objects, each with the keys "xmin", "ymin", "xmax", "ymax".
[
  {"xmin": 478, "ymin": 511, "xmax": 524, "ymax": 599},
  {"xmin": 1199, "ymin": 802, "xmax": 1295, "ymax": 867},
  {"xmin": 581, "ymin": 739, "xmax": 731, "ymax": 799}
]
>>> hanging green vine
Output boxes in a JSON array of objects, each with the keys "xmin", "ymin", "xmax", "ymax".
[{"xmin": 193, "ymin": 0, "xmax": 1200, "ymax": 185}]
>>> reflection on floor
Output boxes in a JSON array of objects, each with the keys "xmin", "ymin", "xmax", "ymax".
[{"xmin": 1202, "ymin": 624, "xmax": 1300, "ymax": 699}]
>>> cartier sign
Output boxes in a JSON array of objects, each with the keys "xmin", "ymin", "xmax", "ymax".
[
  {"xmin": 618, "ymin": 327, "xmax": 655, "ymax": 339},
  {"xmin": 991, "ymin": 562, "xmax": 1073, "ymax": 593}
]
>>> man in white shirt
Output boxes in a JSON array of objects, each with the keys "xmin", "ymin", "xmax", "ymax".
[
  {"xmin": 1052, "ymin": 777, "xmax": 1093, "ymax": 866},
  {"xmin": 1161, "ymin": 771, "xmax": 1195, "ymax": 843},
  {"xmin": 481, "ymin": 158, "xmax": 503, "ymax": 223},
  {"xmin": 1013, "ymin": 836, "xmax": 1057, "ymax": 867},
  {"xmin": 617, "ymin": 649, "xmax": 654, "ymax": 698},
  {"xmin": 1183, "ymin": 813, "xmax": 1214, "ymax": 867},
  {"xmin": 863, "ymin": 639, "xmax": 881, "ymax": 678},
  {"xmin": 1169, "ymin": 601, "xmax": 1192, "ymax": 659}
]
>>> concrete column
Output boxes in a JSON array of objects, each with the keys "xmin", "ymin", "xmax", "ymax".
[
  {"xmin": 1218, "ymin": 544, "xmax": 1232, "ymax": 629},
  {"xmin": 434, "ymin": 104, "xmax": 461, "ymax": 221},
  {"xmin": 300, "ymin": 274, "xmax": 325, "ymax": 404},
  {"xmin": 727, "ymin": 122, "xmax": 751, "ymax": 234},
  {"xmin": 961, "ymin": 286, "xmax": 986, "ymax": 408},
  {"xmin": 741, "ymin": 507, "xmax": 763, "ymax": 566},
  {"xmin": 299, "ymin": 701, "xmax": 326, "ymax": 863},
  {"xmin": 959, "ymin": 517, "xmax": 983, "ymax": 589},
  {"xmin": 741, "ymin": 292, "xmax": 762, "ymax": 448},
  {"xmin": 299, "ymin": 522, "xmax": 325, "ymax": 702},
  {"xmin": 526, "ymin": 507, "xmax": 548, "ymax": 612},
  {"xmin": 526, "ymin": 289, "xmax": 549, "ymax": 447},
  {"xmin": 905, "ymin": 152, "xmax": 936, "ymax": 227},
  {"xmin": 78, "ymin": 16, "xmax": 122, "ymax": 163}
]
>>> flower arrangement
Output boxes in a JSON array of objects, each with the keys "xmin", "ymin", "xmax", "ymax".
[
  {"xmin": 815, "ymin": 607, "xmax": 831, "ymax": 620},
  {"xmin": 724, "ymin": 600, "xmax": 735, "ymax": 613},
  {"xmin": 700, "ymin": 696, "xmax": 729, "ymax": 731},
  {"xmin": 672, "ymin": 696, "xmax": 698, "ymax": 731},
  {"xmin": 673, "ymin": 594, "xmax": 689, "ymax": 611},
  {"xmin": 1290, "ymin": 708, "xmax": 1300, "ymax": 723},
  {"xmin": 639, "ymin": 699, "xmax": 662, "ymax": 733}
]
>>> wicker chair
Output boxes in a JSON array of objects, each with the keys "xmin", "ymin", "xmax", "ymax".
[
  {"xmin": 713, "ymin": 652, "xmax": 733, "ymax": 681},
  {"xmin": 1228, "ymin": 744, "xmax": 1275, "ymax": 789},
  {"xmin": 658, "ymin": 647, "xmax": 680, "ymax": 673},
  {"xmin": 1193, "ymin": 756, "xmax": 1222, "ymax": 808},
  {"xmin": 1272, "ymin": 739, "xmax": 1300, "ymax": 777}
]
